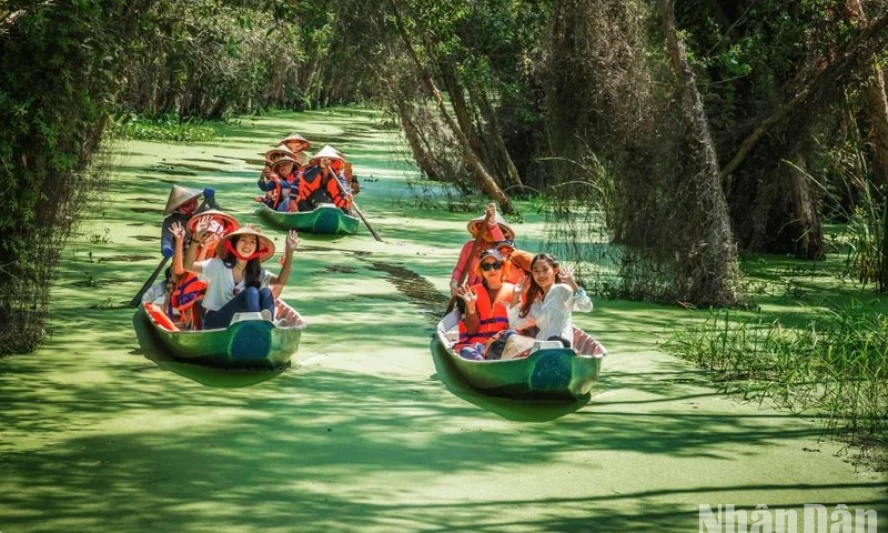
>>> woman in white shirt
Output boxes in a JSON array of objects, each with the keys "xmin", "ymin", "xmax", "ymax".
[
  {"xmin": 507, "ymin": 253, "xmax": 592, "ymax": 348},
  {"xmin": 171, "ymin": 218, "xmax": 298, "ymax": 330}
]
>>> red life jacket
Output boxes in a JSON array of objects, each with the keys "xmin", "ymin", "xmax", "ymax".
[
  {"xmin": 454, "ymin": 282, "xmax": 513, "ymax": 353},
  {"xmin": 169, "ymin": 274, "xmax": 208, "ymax": 315}
]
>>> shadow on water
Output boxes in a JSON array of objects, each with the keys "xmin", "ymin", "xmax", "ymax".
[
  {"xmin": 428, "ymin": 337, "xmax": 589, "ymax": 422},
  {"xmin": 362, "ymin": 259, "xmax": 449, "ymax": 325},
  {"xmin": 131, "ymin": 309, "xmax": 284, "ymax": 388}
]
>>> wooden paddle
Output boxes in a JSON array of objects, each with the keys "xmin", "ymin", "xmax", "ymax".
[
  {"xmin": 324, "ymin": 163, "xmax": 382, "ymax": 242},
  {"xmin": 129, "ymin": 256, "xmax": 169, "ymax": 308}
]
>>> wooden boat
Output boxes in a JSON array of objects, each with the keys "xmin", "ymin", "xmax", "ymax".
[
  {"xmin": 435, "ymin": 311, "xmax": 607, "ymax": 400},
  {"xmin": 257, "ymin": 203, "xmax": 360, "ymax": 235},
  {"xmin": 142, "ymin": 300, "xmax": 307, "ymax": 368}
]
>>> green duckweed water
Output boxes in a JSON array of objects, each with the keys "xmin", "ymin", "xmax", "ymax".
[{"xmin": 0, "ymin": 107, "xmax": 885, "ymax": 532}]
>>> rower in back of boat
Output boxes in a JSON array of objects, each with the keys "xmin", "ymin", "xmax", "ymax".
[
  {"xmin": 452, "ymin": 249, "xmax": 515, "ymax": 360},
  {"xmin": 160, "ymin": 185, "xmax": 220, "ymax": 261},
  {"xmin": 295, "ymin": 145, "xmax": 353, "ymax": 214},
  {"xmin": 171, "ymin": 220, "xmax": 299, "ymax": 329},
  {"xmin": 280, "ymin": 132, "xmax": 312, "ymax": 164},
  {"xmin": 449, "ymin": 203, "xmax": 514, "ymax": 296}
]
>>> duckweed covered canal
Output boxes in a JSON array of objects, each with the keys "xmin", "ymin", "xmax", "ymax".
[{"xmin": 0, "ymin": 109, "xmax": 885, "ymax": 532}]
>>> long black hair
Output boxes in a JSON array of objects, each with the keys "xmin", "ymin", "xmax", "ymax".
[
  {"xmin": 221, "ymin": 235, "xmax": 263, "ymax": 289},
  {"xmin": 519, "ymin": 253, "xmax": 563, "ymax": 318}
]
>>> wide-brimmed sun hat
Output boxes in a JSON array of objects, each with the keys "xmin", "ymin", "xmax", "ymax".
[
  {"xmin": 309, "ymin": 144, "xmax": 344, "ymax": 164},
  {"xmin": 185, "ymin": 209, "xmax": 241, "ymax": 235},
  {"xmin": 164, "ymin": 185, "xmax": 203, "ymax": 216},
  {"xmin": 467, "ymin": 212, "xmax": 515, "ymax": 241},
  {"xmin": 265, "ymin": 143, "xmax": 295, "ymax": 163},
  {"xmin": 216, "ymin": 224, "xmax": 275, "ymax": 263}
]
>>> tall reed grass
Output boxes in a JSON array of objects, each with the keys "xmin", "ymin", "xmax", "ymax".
[{"xmin": 666, "ymin": 306, "xmax": 887, "ymax": 469}]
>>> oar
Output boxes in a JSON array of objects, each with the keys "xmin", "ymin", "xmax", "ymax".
[
  {"xmin": 325, "ymin": 163, "xmax": 383, "ymax": 242},
  {"xmin": 129, "ymin": 256, "xmax": 169, "ymax": 308}
]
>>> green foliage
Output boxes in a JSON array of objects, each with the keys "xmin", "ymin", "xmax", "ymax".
[
  {"xmin": 118, "ymin": 0, "xmax": 367, "ymax": 119},
  {"xmin": 121, "ymin": 116, "xmax": 216, "ymax": 143},
  {"xmin": 0, "ymin": 0, "xmax": 145, "ymax": 354},
  {"xmin": 666, "ymin": 306, "xmax": 888, "ymax": 468}
]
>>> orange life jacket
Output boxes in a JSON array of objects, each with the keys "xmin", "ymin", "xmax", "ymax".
[
  {"xmin": 454, "ymin": 282, "xmax": 513, "ymax": 353},
  {"xmin": 298, "ymin": 166, "xmax": 349, "ymax": 209},
  {"xmin": 145, "ymin": 302, "xmax": 179, "ymax": 332}
]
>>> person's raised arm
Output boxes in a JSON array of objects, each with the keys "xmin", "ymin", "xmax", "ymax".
[
  {"xmin": 558, "ymin": 266, "xmax": 592, "ymax": 312},
  {"xmin": 170, "ymin": 222, "xmax": 187, "ymax": 276},
  {"xmin": 182, "ymin": 215, "xmax": 212, "ymax": 274},
  {"xmin": 456, "ymin": 284, "xmax": 480, "ymax": 334},
  {"xmin": 484, "ymin": 202, "xmax": 505, "ymax": 242},
  {"xmin": 270, "ymin": 230, "xmax": 299, "ymax": 285}
]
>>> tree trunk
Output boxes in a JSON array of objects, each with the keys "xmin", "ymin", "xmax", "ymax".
[
  {"xmin": 388, "ymin": 0, "xmax": 517, "ymax": 214},
  {"xmin": 845, "ymin": 0, "xmax": 888, "ymax": 185},
  {"xmin": 395, "ymin": 98, "xmax": 446, "ymax": 183},
  {"xmin": 437, "ymin": 60, "xmax": 483, "ymax": 156},
  {"xmin": 473, "ymin": 84, "xmax": 523, "ymax": 190},
  {"xmin": 660, "ymin": 0, "xmax": 740, "ymax": 305}
]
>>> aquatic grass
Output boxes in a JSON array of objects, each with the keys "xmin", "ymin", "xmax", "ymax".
[
  {"xmin": 665, "ymin": 306, "xmax": 888, "ymax": 469},
  {"xmin": 119, "ymin": 116, "xmax": 216, "ymax": 143}
]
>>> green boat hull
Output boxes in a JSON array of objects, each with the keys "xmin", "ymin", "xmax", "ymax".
[
  {"xmin": 435, "ymin": 313, "xmax": 607, "ymax": 400},
  {"xmin": 258, "ymin": 203, "xmax": 360, "ymax": 235},
  {"xmin": 142, "ymin": 303, "xmax": 306, "ymax": 369}
]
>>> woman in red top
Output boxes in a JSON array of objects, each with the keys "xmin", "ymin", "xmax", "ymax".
[{"xmin": 449, "ymin": 203, "xmax": 515, "ymax": 296}]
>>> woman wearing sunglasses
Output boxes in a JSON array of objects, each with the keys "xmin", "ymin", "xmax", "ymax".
[{"xmin": 451, "ymin": 249, "xmax": 515, "ymax": 360}]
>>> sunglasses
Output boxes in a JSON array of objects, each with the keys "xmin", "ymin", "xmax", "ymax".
[{"xmin": 480, "ymin": 261, "xmax": 504, "ymax": 271}]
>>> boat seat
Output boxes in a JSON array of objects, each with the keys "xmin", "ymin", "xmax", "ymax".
[
  {"xmin": 230, "ymin": 312, "xmax": 265, "ymax": 325},
  {"xmin": 530, "ymin": 340, "xmax": 566, "ymax": 353}
]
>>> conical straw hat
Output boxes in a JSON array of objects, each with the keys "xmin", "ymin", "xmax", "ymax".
[
  {"xmin": 467, "ymin": 212, "xmax": 515, "ymax": 240},
  {"xmin": 216, "ymin": 224, "xmax": 275, "ymax": 263},
  {"xmin": 309, "ymin": 144, "xmax": 344, "ymax": 163},
  {"xmin": 282, "ymin": 133, "xmax": 312, "ymax": 151},
  {"xmin": 265, "ymin": 143, "xmax": 294, "ymax": 163},
  {"xmin": 271, "ymin": 155, "xmax": 299, "ymax": 170},
  {"xmin": 164, "ymin": 185, "xmax": 202, "ymax": 216}
]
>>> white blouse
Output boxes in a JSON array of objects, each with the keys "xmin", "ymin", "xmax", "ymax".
[
  {"xmin": 196, "ymin": 258, "xmax": 273, "ymax": 312},
  {"xmin": 507, "ymin": 283, "xmax": 593, "ymax": 346}
]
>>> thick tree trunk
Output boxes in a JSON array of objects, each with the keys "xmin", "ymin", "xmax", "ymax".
[
  {"xmin": 388, "ymin": 0, "xmax": 517, "ymax": 214},
  {"xmin": 660, "ymin": 0, "xmax": 740, "ymax": 305}
]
